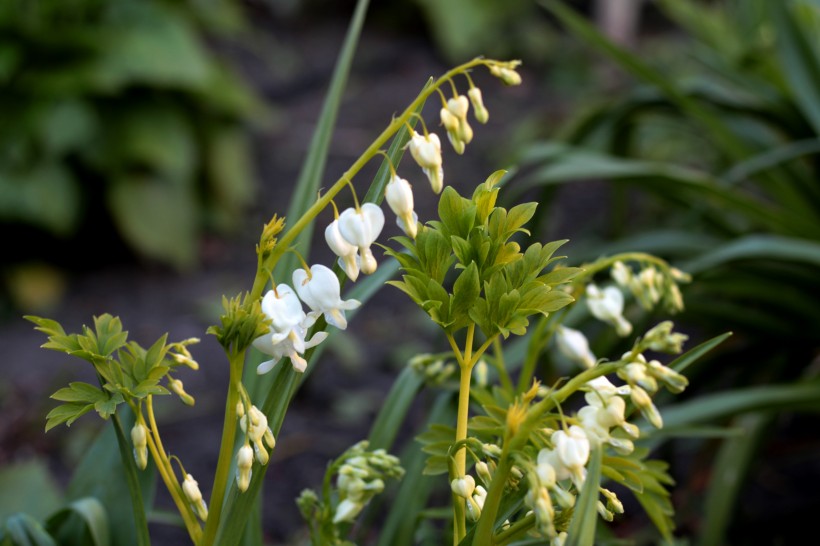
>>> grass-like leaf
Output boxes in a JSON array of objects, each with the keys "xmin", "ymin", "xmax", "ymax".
[{"xmin": 565, "ymin": 448, "xmax": 602, "ymax": 546}]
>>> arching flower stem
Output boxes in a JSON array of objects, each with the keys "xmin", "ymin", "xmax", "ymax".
[{"xmin": 249, "ymin": 57, "xmax": 498, "ymax": 303}]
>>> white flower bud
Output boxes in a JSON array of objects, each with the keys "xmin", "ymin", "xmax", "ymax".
[
  {"xmin": 586, "ymin": 284, "xmax": 632, "ymax": 336},
  {"xmin": 555, "ymin": 325, "xmax": 596, "ymax": 368},
  {"xmin": 338, "ymin": 204, "xmax": 385, "ymax": 276},
  {"xmin": 236, "ymin": 444, "xmax": 254, "ymax": 492},
  {"xmin": 450, "ymin": 475, "xmax": 476, "ymax": 499},
  {"xmin": 468, "ymin": 87, "xmax": 489, "ymax": 124},
  {"xmin": 326, "ymin": 219, "xmax": 360, "ymax": 282},
  {"xmin": 182, "ymin": 473, "xmax": 208, "ymax": 521},
  {"xmin": 333, "ymin": 498, "xmax": 363, "ymax": 523},
  {"xmin": 384, "ymin": 174, "xmax": 418, "ymax": 239},
  {"xmin": 131, "ymin": 422, "xmax": 148, "ymax": 470}
]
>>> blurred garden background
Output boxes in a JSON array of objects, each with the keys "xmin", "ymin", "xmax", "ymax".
[{"xmin": 1, "ymin": 0, "xmax": 819, "ymax": 544}]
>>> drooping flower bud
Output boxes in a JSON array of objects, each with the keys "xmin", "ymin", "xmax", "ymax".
[
  {"xmin": 586, "ymin": 284, "xmax": 632, "ymax": 337},
  {"xmin": 337, "ymin": 203, "xmax": 385, "ymax": 276},
  {"xmin": 131, "ymin": 422, "xmax": 148, "ymax": 470},
  {"xmin": 182, "ymin": 473, "xmax": 208, "ymax": 521},
  {"xmin": 326, "ymin": 219, "xmax": 360, "ymax": 282},
  {"xmin": 468, "ymin": 87, "xmax": 489, "ymax": 124},
  {"xmin": 450, "ymin": 475, "xmax": 476, "ymax": 499},
  {"xmin": 555, "ymin": 325, "xmax": 596, "ymax": 368},
  {"xmin": 168, "ymin": 378, "xmax": 195, "ymax": 406},
  {"xmin": 236, "ymin": 444, "xmax": 254, "ymax": 492},
  {"xmin": 407, "ymin": 130, "xmax": 444, "ymax": 193},
  {"xmin": 384, "ymin": 173, "xmax": 418, "ymax": 239}
]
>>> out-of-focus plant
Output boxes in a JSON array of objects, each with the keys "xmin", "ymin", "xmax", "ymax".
[
  {"xmin": 0, "ymin": 0, "xmax": 263, "ymax": 270},
  {"xmin": 502, "ymin": 0, "xmax": 820, "ymax": 543}
]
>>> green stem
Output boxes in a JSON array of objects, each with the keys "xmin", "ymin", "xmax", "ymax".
[
  {"xmin": 493, "ymin": 512, "xmax": 535, "ymax": 544},
  {"xmin": 111, "ymin": 413, "xmax": 152, "ymax": 546},
  {"xmin": 472, "ymin": 451, "xmax": 514, "ymax": 546},
  {"xmin": 202, "ymin": 351, "xmax": 244, "ymax": 546},
  {"xmin": 145, "ymin": 398, "xmax": 202, "ymax": 543},
  {"xmin": 249, "ymin": 57, "xmax": 495, "ymax": 303},
  {"xmin": 516, "ymin": 314, "xmax": 554, "ymax": 393}
]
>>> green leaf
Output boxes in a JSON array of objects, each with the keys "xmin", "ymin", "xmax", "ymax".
[
  {"xmin": 45, "ymin": 403, "xmax": 95, "ymax": 432},
  {"xmin": 668, "ymin": 332, "xmax": 732, "ymax": 374},
  {"xmin": 367, "ymin": 367, "xmax": 425, "ymax": 450},
  {"xmin": 0, "ymin": 163, "xmax": 81, "ymax": 235},
  {"xmin": 0, "ymin": 460, "xmax": 63, "ymax": 524},
  {"xmin": 46, "ymin": 498, "xmax": 110, "ymax": 546},
  {"xmin": 107, "ymin": 174, "xmax": 197, "ymax": 269},
  {"xmin": 93, "ymin": 315, "xmax": 129, "ymax": 358},
  {"xmin": 94, "ymin": 392, "xmax": 125, "ymax": 420},
  {"xmin": 771, "ymin": 0, "xmax": 820, "ymax": 134},
  {"xmin": 90, "ymin": 3, "xmax": 212, "ymax": 91},
  {"xmin": 680, "ymin": 234, "xmax": 820, "ymax": 274},
  {"xmin": 66, "ymin": 412, "xmax": 154, "ymax": 546},
  {"xmin": 50, "ymin": 383, "xmax": 106, "ymax": 404},
  {"xmin": 449, "ymin": 262, "xmax": 480, "ymax": 326},
  {"xmin": 2, "ymin": 513, "xmax": 57, "ymax": 546},
  {"xmin": 565, "ymin": 448, "xmax": 602, "ymax": 546}
]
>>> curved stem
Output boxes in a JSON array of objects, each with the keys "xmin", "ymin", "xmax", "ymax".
[
  {"xmin": 202, "ymin": 350, "xmax": 244, "ymax": 546},
  {"xmin": 143, "ymin": 400, "xmax": 203, "ymax": 543},
  {"xmin": 249, "ymin": 57, "xmax": 494, "ymax": 303}
]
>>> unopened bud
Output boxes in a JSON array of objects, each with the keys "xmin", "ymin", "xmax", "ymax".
[
  {"xmin": 451, "ymin": 475, "xmax": 476, "ymax": 499},
  {"xmin": 168, "ymin": 378, "xmax": 195, "ymax": 406},
  {"xmin": 236, "ymin": 444, "xmax": 254, "ymax": 492},
  {"xmin": 131, "ymin": 422, "xmax": 148, "ymax": 470},
  {"xmin": 468, "ymin": 87, "xmax": 489, "ymax": 124},
  {"xmin": 182, "ymin": 473, "xmax": 208, "ymax": 521}
]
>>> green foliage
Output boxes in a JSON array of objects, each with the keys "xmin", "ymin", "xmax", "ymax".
[
  {"xmin": 387, "ymin": 173, "xmax": 578, "ymax": 339},
  {"xmin": 0, "ymin": 0, "xmax": 262, "ymax": 268},
  {"xmin": 518, "ymin": 1, "xmax": 820, "ymax": 542},
  {"xmin": 26, "ymin": 314, "xmax": 198, "ymax": 431}
]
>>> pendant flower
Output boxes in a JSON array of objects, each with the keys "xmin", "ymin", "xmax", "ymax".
[
  {"xmin": 326, "ymin": 219, "xmax": 360, "ymax": 282},
  {"xmin": 293, "ymin": 263, "xmax": 361, "ymax": 330},
  {"xmin": 252, "ymin": 284, "xmax": 328, "ymax": 374},
  {"xmin": 585, "ymin": 283, "xmax": 632, "ymax": 337},
  {"xmin": 337, "ymin": 203, "xmax": 384, "ymax": 275},
  {"xmin": 554, "ymin": 325, "xmax": 596, "ymax": 369},
  {"xmin": 407, "ymin": 130, "xmax": 444, "ymax": 193},
  {"xmin": 384, "ymin": 173, "xmax": 418, "ymax": 238}
]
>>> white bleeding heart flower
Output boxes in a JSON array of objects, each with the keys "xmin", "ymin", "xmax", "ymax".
[
  {"xmin": 293, "ymin": 263, "xmax": 361, "ymax": 330},
  {"xmin": 337, "ymin": 203, "xmax": 384, "ymax": 275}
]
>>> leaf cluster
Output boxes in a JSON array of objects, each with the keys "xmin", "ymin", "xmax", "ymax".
[
  {"xmin": 26, "ymin": 314, "xmax": 185, "ymax": 431},
  {"xmin": 386, "ymin": 172, "xmax": 581, "ymax": 339}
]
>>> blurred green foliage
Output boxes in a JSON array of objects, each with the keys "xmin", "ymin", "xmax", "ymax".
[
  {"xmin": 0, "ymin": 0, "xmax": 264, "ymax": 270},
  {"xmin": 506, "ymin": 0, "xmax": 820, "ymax": 542}
]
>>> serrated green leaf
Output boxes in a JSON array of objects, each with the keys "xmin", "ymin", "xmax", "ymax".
[
  {"xmin": 450, "ymin": 262, "xmax": 480, "ymax": 323},
  {"xmin": 94, "ymin": 392, "xmax": 124, "ymax": 420},
  {"xmin": 93, "ymin": 315, "xmax": 128, "ymax": 358},
  {"xmin": 50, "ymin": 382, "xmax": 106, "ymax": 404},
  {"xmin": 45, "ymin": 403, "xmax": 94, "ymax": 432}
]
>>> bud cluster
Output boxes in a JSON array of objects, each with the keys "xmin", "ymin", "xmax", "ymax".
[
  {"xmin": 332, "ymin": 441, "xmax": 405, "ymax": 524},
  {"xmin": 611, "ymin": 260, "xmax": 688, "ymax": 313},
  {"xmin": 234, "ymin": 403, "xmax": 277, "ymax": 492}
]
